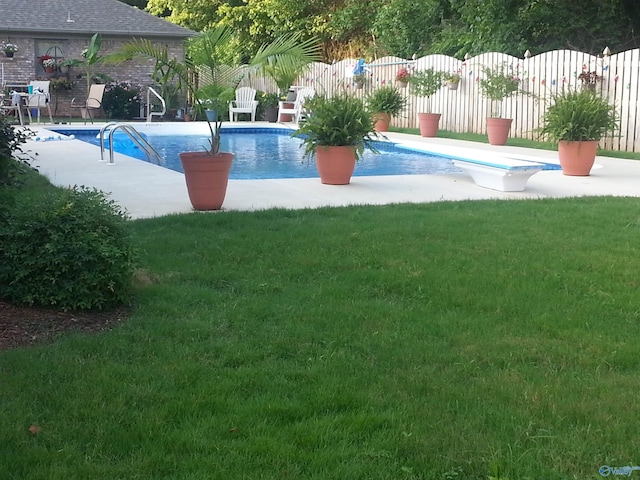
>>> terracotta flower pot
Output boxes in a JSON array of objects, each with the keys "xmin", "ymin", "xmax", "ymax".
[
  {"xmin": 397, "ymin": 80, "xmax": 408, "ymax": 88},
  {"xmin": 418, "ymin": 113, "xmax": 441, "ymax": 137},
  {"xmin": 557, "ymin": 140, "xmax": 598, "ymax": 176},
  {"xmin": 179, "ymin": 151, "xmax": 234, "ymax": 210},
  {"xmin": 315, "ymin": 145, "xmax": 357, "ymax": 185},
  {"xmin": 279, "ymin": 102, "xmax": 294, "ymax": 122},
  {"xmin": 374, "ymin": 112, "xmax": 391, "ymax": 132},
  {"xmin": 486, "ymin": 117, "xmax": 513, "ymax": 145}
]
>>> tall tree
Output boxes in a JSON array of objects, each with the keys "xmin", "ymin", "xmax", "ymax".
[{"xmin": 119, "ymin": 0, "xmax": 149, "ymax": 8}]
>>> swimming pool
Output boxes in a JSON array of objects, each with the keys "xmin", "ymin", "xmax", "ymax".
[{"xmin": 51, "ymin": 127, "xmax": 464, "ymax": 179}]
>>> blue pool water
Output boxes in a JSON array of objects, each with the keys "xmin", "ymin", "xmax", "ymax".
[{"xmin": 52, "ymin": 127, "xmax": 463, "ymax": 179}]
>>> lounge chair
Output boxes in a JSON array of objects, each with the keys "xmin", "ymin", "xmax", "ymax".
[
  {"xmin": 228, "ymin": 87, "xmax": 258, "ymax": 122},
  {"xmin": 277, "ymin": 87, "xmax": 315, "ymax": 123}
]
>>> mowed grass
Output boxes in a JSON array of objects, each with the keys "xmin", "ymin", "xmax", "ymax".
[{"xmin": 2, "ymin": 197, "xmax": 640, "ymax": 479}]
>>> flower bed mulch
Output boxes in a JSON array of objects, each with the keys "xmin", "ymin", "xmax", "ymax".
[{"xmin": 0, "ymin": 301, "xmax": 128, "ymax": 351}]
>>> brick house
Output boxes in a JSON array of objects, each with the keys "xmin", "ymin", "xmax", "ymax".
[{"xmin": 0, "ymin": 0, "xmax": 194, "ymax": 117}]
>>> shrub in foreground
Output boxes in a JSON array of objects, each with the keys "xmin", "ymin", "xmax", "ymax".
[
  {"xmin": 0, "ymin": 114, "xmax": 33, "ymax": 188},
  {"xmin": 0, "ymin": 186, "xmax": 137, "ymax": 310}
]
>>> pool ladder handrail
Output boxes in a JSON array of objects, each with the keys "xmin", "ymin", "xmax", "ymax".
[
  {"xmin": 146, "ymin": 87, "xmax": 166, "ymax": 123},
  {"xmin": 99, "ymin": 122, "xmax": 163, "ymax": 166}
]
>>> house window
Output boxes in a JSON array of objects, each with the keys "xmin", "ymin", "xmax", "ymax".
[{"xmin": 35, "ymin": 40, "xmax": 68, "ymax": 77}]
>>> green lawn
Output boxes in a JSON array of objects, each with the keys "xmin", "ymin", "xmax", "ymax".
[{"xmin": 2, "ymin": 197, "xmax": 640, "ymax": 479}]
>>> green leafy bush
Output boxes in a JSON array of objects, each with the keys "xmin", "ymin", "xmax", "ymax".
[
  {"xmin": 479, "ymin": 64, "xmax": 520, "ymax": 102},
  {"xmin": 102, "ymin": 80, "xmax": 143, "ymax": 119},
  {"xmin": 540, "ymin": 88, "xmax": 618, "ymax": 142},
  {"xmin": 0, "ymin": 114, "xmax": 33, "ymax": 187},
  {"xmin": 0, "ymin": 186, "xmax": 137, "ymax": 310},
  {"xmin": 366, "ymin": 86, "xmax": 407, "ymax": 116},
  {"xmin": 293, "ymin": 94, "xmax": 378, "ymax": 161}
]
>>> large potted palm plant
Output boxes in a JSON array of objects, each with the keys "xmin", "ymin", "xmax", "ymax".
[
  {"xmin": 260, "ymin": 33, "xmax": 320, "ymax": 121},
  {"xmin": 366, "ymin": 86, "xmax": 407, "ymax": 132},
  {"xmin": 112, "ymin": 27, "xmax": 320, "ymax": 210},
  {"xmin": 407, "ymin": 68, "xmax": 445, "ymax": 137},
  {"xmin": 539, "ymin": 88, "xmax": 618, "ymax": 176},
  {"xmin": 479, "ymin": 64, "xmax": 521, "ymax": 145},
  {"xmin": 293, "ymin": 94, "xmax": 378, "ymax": 185}
]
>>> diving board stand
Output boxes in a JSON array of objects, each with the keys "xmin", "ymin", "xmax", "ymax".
[{"xmin": 452, "ymin": 156, "xmax": 544, "ymax": 192}]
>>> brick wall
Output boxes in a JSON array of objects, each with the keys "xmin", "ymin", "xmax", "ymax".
[{"xmin": 1, "ymin": 35, "xmax": 186, "ymax": 118}]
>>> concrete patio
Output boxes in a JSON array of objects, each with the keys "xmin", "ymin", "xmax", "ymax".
[{"xmin": 22, "ymin": 122, "xmax": 640, "ymax": 219}]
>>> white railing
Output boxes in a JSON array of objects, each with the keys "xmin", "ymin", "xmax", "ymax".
[{"xmin": 146, "ymin": 87, "xmax": 166, "ymax": 124}]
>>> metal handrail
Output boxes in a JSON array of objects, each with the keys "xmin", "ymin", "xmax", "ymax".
[
  {"xmin": 146, "ymin": 86, "xmax": 166, "ymax": 123},
  {"xmin": 99, "ymin": 123, "xmax": 162, "ymax": 166}
]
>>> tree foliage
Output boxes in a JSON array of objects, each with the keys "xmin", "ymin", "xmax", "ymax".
[{"xmin": 141, "ymin": 0, "xmax": 640, "ymax": 60}]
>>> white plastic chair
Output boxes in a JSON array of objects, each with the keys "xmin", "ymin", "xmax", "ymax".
[
  {"xmin": 28, "ymin": 80, "xmax": 53, "ymax": 124},
  {"xmin": 277, "ymin": 87, "xmax": 315, "ymax": 123},
  {"xmin": 228, "ymin": 87, "xmax": 258, "ymax": 122}
]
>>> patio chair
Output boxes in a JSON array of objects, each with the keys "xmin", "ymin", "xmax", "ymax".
[
  {"xmin": 0, "ymin": 91, "xmax": 32, "ymax": 125},
  {"xmin": 28, "ymin": 80, "xmax": 53, "ymax": 124},
  {"xmin": 70, "ymin": 84, "xmax": 106, "ymax": 124},
  {"xmin": 277, "ymin": 87, "xmax": 315, "ymax": 123},
  {"xmin": 228, "ymin": 87, "xmax": 258, "ymax": 122}
]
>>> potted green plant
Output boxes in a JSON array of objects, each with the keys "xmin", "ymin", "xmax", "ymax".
[
  {"xmin": 2, "ymin": 43, "xmax": 18, "ymax": 58},
  {"xmin": 395, "ymin": 67, "xmax": 411, "ymax": 88},
  {"xmin": 112, "ymin": 31, "xmax": 235, "ymax": 210},
  {"xmin": 293, "ymin": 94, "xmax": 378, "ymax": 185},
  {"xmin": 539, "ymin": 88, "xmax": 618, "ymax": 176},
  {"xmin": 353, "ymin": 73, "xmax": 367, "ymax": 90},
  {"xmin": 408, "ymin": 68, "xmax": 445, "ymax": 137},
  {"xmin": 196, "ymin": 84, "xmax": 234, "ymax": 122},
  {"xmin": 258, "ymin": 92, "xmax": 280, "ymax": 122},
  {"xmin": 443, "ymin": 72, "xmax": 461, "ymax": 90},
  {"xmin": 479, "ymin": 64, "xmax": 521, "ymax": 145},
  {"xmin": 260, "ymin": 33, "xmax": 320, "ymax": 120},
  {"xmin": 112, "ymin": 28, "xmax": 320, "ymax": 210},
  {"xmin": 366, "ymin": 86, "xmax": 407, "ymax": 132}
]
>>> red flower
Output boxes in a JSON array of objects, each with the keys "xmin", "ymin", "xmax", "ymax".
[{"xmin": 396, "ymin": 67, "xmax": 411, "ymax": 82}]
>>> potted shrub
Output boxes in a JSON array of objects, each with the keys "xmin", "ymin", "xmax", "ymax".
[
  {"xmin": 258, "ymin": 92, "xmax": 280, "ymax": 122},
  {"xmin": 395, "ymin": 67, "xmax": 411, "ymax": 88},
  {"xmin": 293, "ymin": 94, "xmax": 378, "ymax": 185},
  {"xmin": 539, "ymin": 88, "xmax": 618, "ymax": 176},
  {"xmin": 39, "ymin": 55, "xmax": 56, "ymax": 74},
  {"xmin": 366, "ymin": 86, "xmax": 407, "ymax": 132},
  {"xmin": 2, "ymin": 43, "xmax": 18, "ymax": 58},
  {"xmin": 443, "ymin": 72, "xmax": 461, "ymax": 90},
  {"xmin": 479, "ymin": 64, "xmax": 521, "ymax": 145},
  {"xmin": 578, "ymin": 70, "xmax": 601, "ymax": 91},
  {"xmin": 260, "ymin": 33, "xmax": 321, "ymax": 120},
  {"xmin": 353, "ymin": 73, "xmax": 367, "ymax": 90},
  {"xmin": 196, "ymin": 84, "xmax": 234, "ymax": 122},
  {"xmin": 408, "ymin": 68, "xmax": 445, "ymax": 137},
  {"xmin": 112, "ymin": 28, "xmax": 320, "ymax": 210}
]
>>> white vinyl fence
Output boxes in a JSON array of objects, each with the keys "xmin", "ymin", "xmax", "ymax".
[{"xmin": 240, "ymin": 49, "xmax": 640, "ymax": 153}]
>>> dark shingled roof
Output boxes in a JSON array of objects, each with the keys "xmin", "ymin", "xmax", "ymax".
[{"xmin": 0, "ymin": 0, "xmax": 194, "ymax": 38}]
